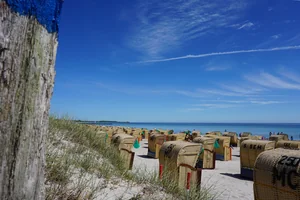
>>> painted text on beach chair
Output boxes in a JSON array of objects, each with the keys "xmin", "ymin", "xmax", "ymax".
[
  {"xmin": 240, "ymin": 140, "xmax": 275, "ymax": 180},
  {"xmin": 254, "ymin": 148, "xmax": 300, "ymax": 200}
]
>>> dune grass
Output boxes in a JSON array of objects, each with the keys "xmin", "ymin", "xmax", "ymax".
[{"xmin": 46, "ymin": 116, "xmax": 216, "ymax": 200}]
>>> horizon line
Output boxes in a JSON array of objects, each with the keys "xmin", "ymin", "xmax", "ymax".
[{"xmin": 90, "ymin": 121, "xmax": 300, "ymax": 124}]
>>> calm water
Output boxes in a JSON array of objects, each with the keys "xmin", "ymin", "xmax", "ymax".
[{"xmin": 95, "ymin": 122, "xmax": 300, "ymax": 139}]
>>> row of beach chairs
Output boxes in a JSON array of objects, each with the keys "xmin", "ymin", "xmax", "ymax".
[{"xmin": 88, "ymin": 125, "xmax": 300, "ymax": 199}]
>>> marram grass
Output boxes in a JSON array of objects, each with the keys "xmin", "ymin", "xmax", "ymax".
[{"xmin": 46, "ymin": 116, "xmax": 216, "ymax": 200}]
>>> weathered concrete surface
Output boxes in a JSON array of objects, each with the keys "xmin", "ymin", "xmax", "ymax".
[{"xmin": 0, "ymin": 1, "xmax": 61, "ymax": 199}]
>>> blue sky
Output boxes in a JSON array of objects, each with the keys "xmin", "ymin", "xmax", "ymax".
[{"xmin": 51, "ymin": 0, "xmax": 300, "ymax": 123}]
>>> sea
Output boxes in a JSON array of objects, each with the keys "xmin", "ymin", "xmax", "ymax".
[{"xmin": 94, "ymin": 122, "xmax": 300, "ymax": 140}]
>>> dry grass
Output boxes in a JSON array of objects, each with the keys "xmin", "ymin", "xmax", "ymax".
[{"xmin": 45, "ymin": 116, "xmax": 216, "ymax": 200}]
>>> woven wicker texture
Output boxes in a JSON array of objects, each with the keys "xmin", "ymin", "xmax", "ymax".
[
  {"xmin": 192, "ymin": 131, "xmax": 201, "ymax": 139},
  {"xmin": 148, "ymin": 133, "xmax": 166, "ymax": 153},
  {"xmin": 111, "ymin": 133, "xmax": 135, "ymax": 151},
  {"xmin": 206, "ymin": 135, "xmax": 230, "ymax": 153},
  {"xmin": 240, "ymin": 140, "xmax": 275, "ymax": 169},
  {"xmin": 223, "ymin": 132, "xmax": 238, "ymax": 145},
  {"xmin": 206, "ymin": 135, "xmax": 231, "ymax": 160},
  {"xmin": 240, "ymin": 135, "xmax": 263, "ymax": 144},
  {"xmin": 193, "ymin": 136, "xmax": 215, "ymax": 152},
  {"xmin": 159, "ymin": 141, "xmax": 202, "ymax": 189},
  {"xmin": 270, "ymin": 135, "xmax": 289, "ymax": 142},
  {"xmin": 159, "ymin": 141, "xmax": 201, "ymax": 167},
  {"xmin": 130, "ymin": 128, "xmax": 142, "ymax": 136},
  {"xmin": 111, "ymin": 133, "xmax": 135, "ymax": 170},
  {"xmin": 120, "ymin": 150, "xmax": 134, "ymax": 170},
  {"xmin": 276, "ymin": 141, "xmax": 300, "ymax": 150},
  {"xmin": 254, "ymin": 135, "xmax": 264, "ymax": 140},
  {"xmin": 206, "ymin": 131, "xmax": 222, "ymax": 136},
  {"xmin": 178, "ymin": 166, "xmax": 200, "ymax": 189},
  {"xmin": 254, "ymin": 148, "xmax": 300, "ymax": 200},
  {"xmin": 241, "ymin": 132, "xmax": 252, "ymax": 137},
  {"xmin": 142, "ymin": 129, "xmax": 149, "ymax": 139},
  {"xmin": 166, "ymin": 133, "xmax": 186, "ymax": 141},
  {"xmin": 280, "ymin": 133, "xmax": 289, "ymax": 140},
  {"xmin": 157, "ymin": 129, "xmax": 173, "ymax": 135},
  {"xmin": 193, "ymin": 136, "xmax": 215, "ymax": 168}
]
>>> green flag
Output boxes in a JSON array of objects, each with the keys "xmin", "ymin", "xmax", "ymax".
[
  {"xmin": 214, "ymin": 140, "xmax": 220, "ymax": 149},
  {"xmin": 133, "ymin": 139, "xmax": 140, "ymax": 149},
  {"xmin": 200, "ymin": 147, "xmax": 204, "ymax": 155},
  {"xmin": 105, "ymin": 133, "xmax": 108, "ymax": 142},
  {"xmin": 184, "ymin": 130, "xmax": 191, "ymax": 135}
]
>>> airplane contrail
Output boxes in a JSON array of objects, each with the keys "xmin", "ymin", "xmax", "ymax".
[{"xmin": 136, "ymin": 45, "xmax": 300, "ymax": 64}]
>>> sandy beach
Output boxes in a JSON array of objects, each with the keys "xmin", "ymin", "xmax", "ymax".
[{"xmin": 132, "ymin": 140, "xmax": 254, "ymax": 200}]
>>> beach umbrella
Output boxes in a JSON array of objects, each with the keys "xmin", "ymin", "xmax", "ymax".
[{"xmin": 133, "ymin": 138, "xmax": 140, "ymax": 149}]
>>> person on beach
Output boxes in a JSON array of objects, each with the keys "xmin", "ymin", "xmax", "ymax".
[{"xmin": 291, "ymin": 136, "xmax": 294, "ymax": 141}]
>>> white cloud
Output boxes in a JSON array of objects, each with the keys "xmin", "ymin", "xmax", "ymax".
[
  {"xmin": 220, "ymin": 84, "xmax": 266, "ymax": 94},
  {"xmin": 135, "ymin": 45, "xmax": 300, "ymax": 63},
  {"xmin": 95, "ymin": 82, "xmax": 175, "ymax": 95},
  {"xmin": 175, "ymin": 90, "xmax": 205, "ymax": 98},
  {"xmin": 205, "ymin": 66, "xmax": 231, "ymax": 71},
  {"xmin": 184, "ymin": 99, "xmax": 286, "ymax": 112},
  {"xmin": 128, "ymin": 0, "xmax": 248, "ymax": 57},
  {"xmin": 184, "ymin": 103, "xmax": 239, "ymax": 112},
  {"xmin": 245, "ymin": 72, "xmax": 300, "ymax": 90},
  {"xmin": 287, "ymin": 34, "xmax": 300, "ymax": 45},
  {"xmin": 196, "ymin": 89, "xmax": 249, "ymax": 97},
  {"xmin": 192, "ymin": 103, "xmax": 240, "ymax": 108},
  {"xmin": 249, "ymin": 100, "xmax": 283, "ymax": 105},
  {"xmin": 238, "ymin": 22, "xmax": 254, "ymax": 30},
  {"xmin": 184, "ymin": 108, "xmax": 205, "ymax": 112},
  {"xmin": 195, "ymin": 98, "xmax": 290, "ymax": 105},
  {"xmin": 279, "ymin": 71, "xmax": 300, "ymax": 84},
  {"xmin": 176, "ymin": 84, "xmax": 267, "ymax": 98},
  {"xmin": 271, "ymin": 34, "xmax": 281, "ymax": 39}
]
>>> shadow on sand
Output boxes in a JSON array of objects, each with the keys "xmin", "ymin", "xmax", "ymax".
[{"xmin": 220, "ymin": 173, "xmax": 252, "ymax": 181}]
